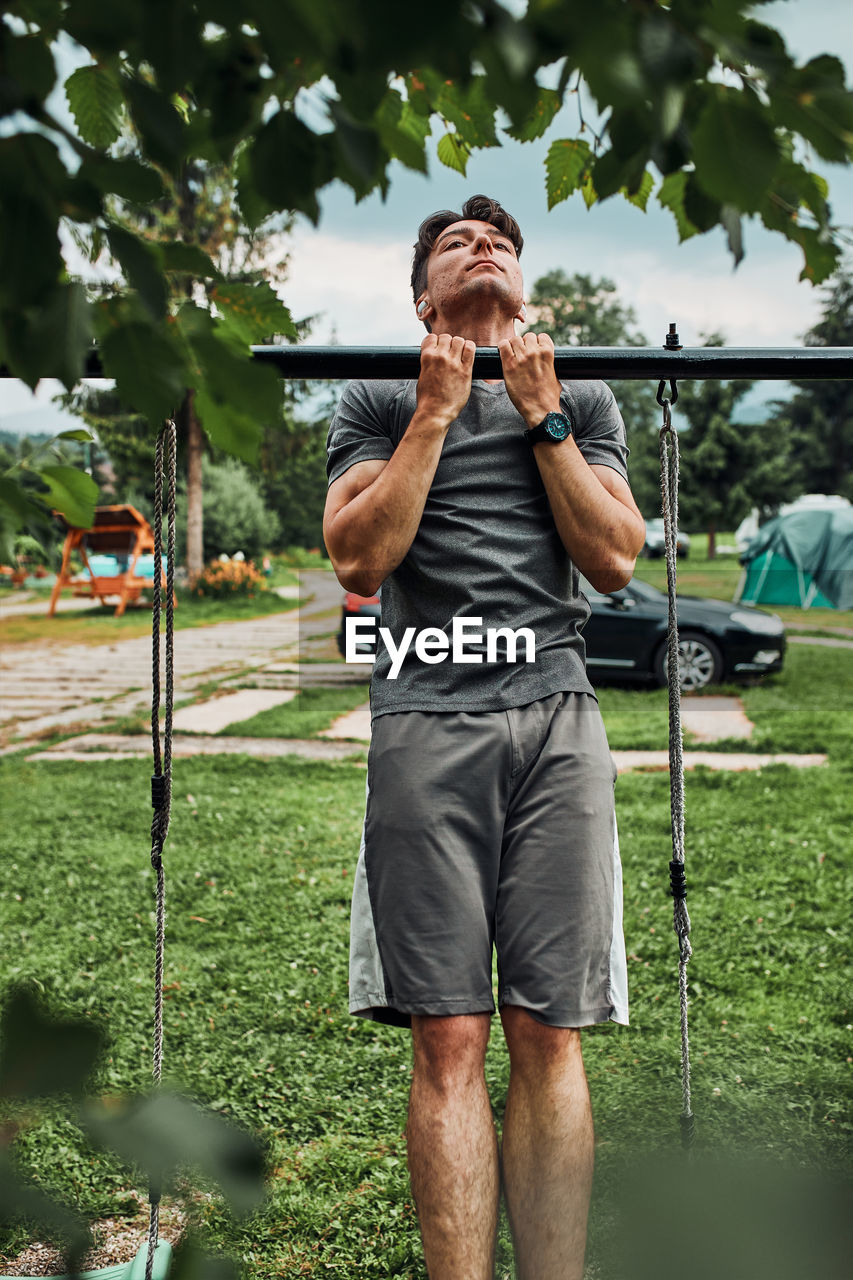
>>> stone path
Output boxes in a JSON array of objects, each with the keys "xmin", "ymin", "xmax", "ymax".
[
  {"xmin": 0, "ymin": 572, "xmax": 836, "ymax": 771},
  {"xmin": 171, "ymin": 689, "xmax": 296, "ymax": 734},
  {"xmin": 25, "ymin": 733, "xmax": 826, "ymax": 773},
  {"xmin": 788, "ymin": 634, "xmax": 853, "ymax": 650},
  {"xmin": 0, "ymin": 614, "xmax": 302, "ymax": 735},
  {"xmin": 27, "ymin": 733, "xmax": 366, "ymax": 762},
  {"xmin": 679, "ymin": 695, "xmax": 755, "ymax": 742}
]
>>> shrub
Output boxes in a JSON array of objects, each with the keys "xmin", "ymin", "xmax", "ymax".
[{"xmin": 194, "ymin": 558, "xmax": 265, "ymax": 598}]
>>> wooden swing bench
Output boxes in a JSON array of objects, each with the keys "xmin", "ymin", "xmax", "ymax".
[{"xmin": 49, "ymin": 504, "xmax": 174, "ymax": 618}]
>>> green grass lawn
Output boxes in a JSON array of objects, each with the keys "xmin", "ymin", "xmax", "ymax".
[
  {"xmin": 1, "ymin": 738, "xmax": 849, "ymax": 1276},
  {"xmin": 221, "ymin": 685, "xmax": 371, "ymax": 739},
  {"xmin": 2, "ymin": 541, "xmax": 851, "ymax": 1276},
  {"xmin": 596, "ymin": 643, "xmax": 851, "ymax": 760}
]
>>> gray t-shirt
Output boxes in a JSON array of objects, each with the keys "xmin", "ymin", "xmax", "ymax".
[{"xmin": 326, "ymin": 378, "xmax": 629, "ymax": 719}]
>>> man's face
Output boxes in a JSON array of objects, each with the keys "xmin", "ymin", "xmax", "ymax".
[{"xmin": 424, "ymin": 219, "xmax": 523, "ymax": 318}]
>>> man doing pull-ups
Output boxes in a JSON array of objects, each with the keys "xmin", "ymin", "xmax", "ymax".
[{"xmin": 323, "ymin": 194, "xmax": 645, "ymax": 1279}]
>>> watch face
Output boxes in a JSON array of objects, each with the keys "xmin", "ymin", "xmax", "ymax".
[{"xmin": 544, "ymin": 412, "xmax": 571, "ymax": 441}]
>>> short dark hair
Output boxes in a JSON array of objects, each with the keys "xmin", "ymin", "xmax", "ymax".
[{"xmin": 410, "ymin": 194, "xmax": 524, "ymax": 320}]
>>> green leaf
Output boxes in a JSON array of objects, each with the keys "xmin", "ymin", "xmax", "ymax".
[
  {"xmin": 545, "ymin": 138, "xmax": 592, "ymax": 209},
  {"xmin": 504, "ymin": 87, "xmax": 562, "ymax": 142},
  {"xmin": 792, "ymin": 227, "xmax": 840, "ymax": 285},
  {"xmin": 39, "ymin": 465, "xmax": 98, "ymax": 528},
  {"xmin": 57, "ymin": 428, "xmax": 95, "ymax": 442},
  {"xmin": 436, "ymin": 132, "xmax": 470, "ymax": 175},
  {"xmin": 1, "ymin": 282, "xmax": 92, "ymax": 391},
  {"xmin": 65, "ymin": 63, "xmax": 124, "ymax": 149},
  {"xmin": 192, "ymin": 353, "xmax": 280, "ymax": 465},
  {"xmin": 329, "ymin": 101, "xmax": 387, "ymax": 200},
  {"xmin": 0, "ymin": 137, "xmax": 65, "ymax": 308},
  {"xmin": 249, "ymin": 111, "xmax": 335, "ymax": 224},
  {"xmin": 106, "ymin": 225, "xmax": 167, "ymax": 319},
  {"xmin": 692, "ymin": 89, "xmax": 780, "ymax": 213},
  {"xmin": 0, "ymin": 987, "xmax": 104, "ymax": 1098},
  {"xmin": 211, "ymin": 282, "xmax": 297, "ymax": 345},
  {"xmin": 657, "ymin": 171, "xmax": 699, "ymax": 242},
  {"xmin": 0, "ymin": 476, "xmax": 45, "ymax": 524},
  {"xmin": 622, "ymin": 169, "xmax": 654, "ymax": 211},
  {"xmin": 0, "ymin": 1153, "xmax": 90, "ymax": 1266},
  {"xmin": 2, "ymin": 33, "xmax": 57, "ymax": 111},
  {"xmin": 84, "ymin": 1091, "xmax": 265, "ymax": 1215},
  {"xmin": 161, "ymin": 241, "xmax": 221, "ymax": 280},
  {"xmin": 123, "ymin": 74, "xmax": 188, "ymax": 171},
  {"xmin": 169, "ymin": 1243, "xmax": 238, "ymax": 1280},
  {"xmin": 436, "ymin": 76, "xmax": 499, "ymax": 148},
  {"xmin": 581, "ymin": 173, "xmax": 597, "ymax": 210},
  {"xmin": 234, "ymin": 144, "xmax": 274, "ymax": 232},
  {"xmin": 376, "ymin": 90, "xmax": 430, "ymax": 175},
  {"xmin": 591, "ymin": 147, "xmax": 646, "ymax": 201},
  {"xmin": 720, "ymin": 204, "xmax": 744, "ymax": 267},
  {"xmin": 772, "ymin": 56, "xmax": 853, "ymax": 164},
  {"xmin": 81, "ymin": 154, "xmax": 165, "ymax": 204},
  {"xmin": 100, "ymin": 318, "xmax": 189, "ymax": 424},
  {"xmin": 683, "ymin": 172, "xmax": 721, "ymax": 233}
]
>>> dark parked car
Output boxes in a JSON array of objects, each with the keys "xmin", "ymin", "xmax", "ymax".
[
  {"xmin": 579, "ymin": 576, "xmax": 785, "ymax": 689},
  {"xmin": 337, "ymin": 578, "xmax": 786, "ymax": 692}
]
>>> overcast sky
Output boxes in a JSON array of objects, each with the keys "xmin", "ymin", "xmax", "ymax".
[{"xmin": 2, "ymin": 0, "xmax": 851, "ymax": 436}]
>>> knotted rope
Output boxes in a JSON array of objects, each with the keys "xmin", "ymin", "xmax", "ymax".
[
  {"xmin": 658, "ymin": 396, "xmax": 694, "ymax": 1150},
  {"xmin": 147, "ymin": 419, "xmax": 177, "ymax": 1279}
]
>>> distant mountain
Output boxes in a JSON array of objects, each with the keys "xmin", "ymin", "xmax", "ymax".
[
  {"xmin": 0, "ymin": 404, "xmax": 84, "ymax": 437},
  {"xmin": 731, "ymin": 381, "xmax": 792, "ymax": 425}
]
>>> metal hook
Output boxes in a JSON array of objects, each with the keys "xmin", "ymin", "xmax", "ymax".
[{"xmin": 657, "ymin": 378, "xmax": 678, "ymax": 407}]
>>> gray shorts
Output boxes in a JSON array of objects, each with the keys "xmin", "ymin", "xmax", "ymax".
[{"xmin": 348, "ymin": 691, "xmax": 628, "ymax": 1029}]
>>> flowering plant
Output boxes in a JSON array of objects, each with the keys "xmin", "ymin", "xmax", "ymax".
[{"xmin": 195, "ymin": 559, "xmax": 265, "ymax": 599}]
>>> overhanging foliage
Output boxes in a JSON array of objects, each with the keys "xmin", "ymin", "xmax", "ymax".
[{"xmin": 1, "ymin": 0, "xmax": 851, "ymax": 538}]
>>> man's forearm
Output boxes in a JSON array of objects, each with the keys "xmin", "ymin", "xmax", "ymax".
[
  {"xmin": 326, "ymin": 411, "xmax": 448, "ymax": 596},
  {"xmin": 532, "ymin": 438, "xmax": 646, "ymax": 592}
]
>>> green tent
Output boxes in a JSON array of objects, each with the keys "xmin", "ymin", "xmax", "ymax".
[{"xmin": 737, "ymin": 507, "xmax": 853, "ymax": 609}]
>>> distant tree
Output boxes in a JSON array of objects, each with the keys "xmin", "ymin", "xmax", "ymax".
[
  {"xmin": 672, "ymin": 335, "xmax": 799, "ymax": 556},
  {"xmin": 771, "ymin": 266, "xmax": 853, "ymax": 500},
  {"xmin": 3, "ymin": 0, "xmax": 851, "ymax": 550},
  {"xmin": 175, "ymin": 456, "xmax": 281, "ymax": 565},
  {"xmin": 63, "ymin": 152, "xmax": 296, "ymax": 582},
  {"xmin": 259, "ymin": 412, "xmax": 331, "ymax": 551},
  {"xmin": 525, "ymin": 270, "xmax": 662, "ymax": 518}
]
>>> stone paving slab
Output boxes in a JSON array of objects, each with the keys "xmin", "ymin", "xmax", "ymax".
[
  {"xmin": 171, "ymin": 689, "xmax": 296, "ymax": 733},
  {"xmin": 26, "ymin": 733, "xmax": 366, "ymax": 762},
  {"xmin": 1, "ymin": 616, "xmax": 301, "ymax": 726},
  {"xmin": 318, "ymin": 697, "xmax": 760, "ymax": 746},
  {"xmin": 22, "ymin": 734, "xmax": 827, "ymax": 771},
  {"xmin": 788, "ymin": 635, "xmax": 853, "ymax": 650},
  {"xmin": 612, "ymin": 750, "xmax": 827, "ymax": 772},
  {"xmin": 680, "ymin": 696, "xmax": 754, "ymax": 742},
  {"xmin": 319, "ymin": 703, "xmax": 372, "ymax": 740}
]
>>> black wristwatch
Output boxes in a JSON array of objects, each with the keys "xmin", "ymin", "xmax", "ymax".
[{"xmin": 526, "ymin": 411, "xmax": 573, "ymax": 446}]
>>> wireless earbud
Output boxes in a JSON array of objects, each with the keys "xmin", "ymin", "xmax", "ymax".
[{"xmin": 417, "ymin": 301, "xmax": 429, "ymax": 317}]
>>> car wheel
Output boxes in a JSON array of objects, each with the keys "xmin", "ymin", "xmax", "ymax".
[{"xmin": 654, "ymin": 630, "xmax": 724, "ymax": 692}]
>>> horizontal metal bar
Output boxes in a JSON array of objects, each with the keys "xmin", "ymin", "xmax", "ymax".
[
  {"xmin": 2, "ymin": 345, "xmax": 852, "ymax": 382},
  {"xmin": 250, "ymin": 345, "xmax": 853, "ymax": 380}
]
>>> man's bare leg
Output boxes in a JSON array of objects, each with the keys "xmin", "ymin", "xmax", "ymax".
[
  {"xmin": 499, "ymin": 1005, "xmax": 595, "ymax": 1280},
  {"xmin": 407, "ymin": 1013, "xmax": 499, "ymax": 1280}
]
